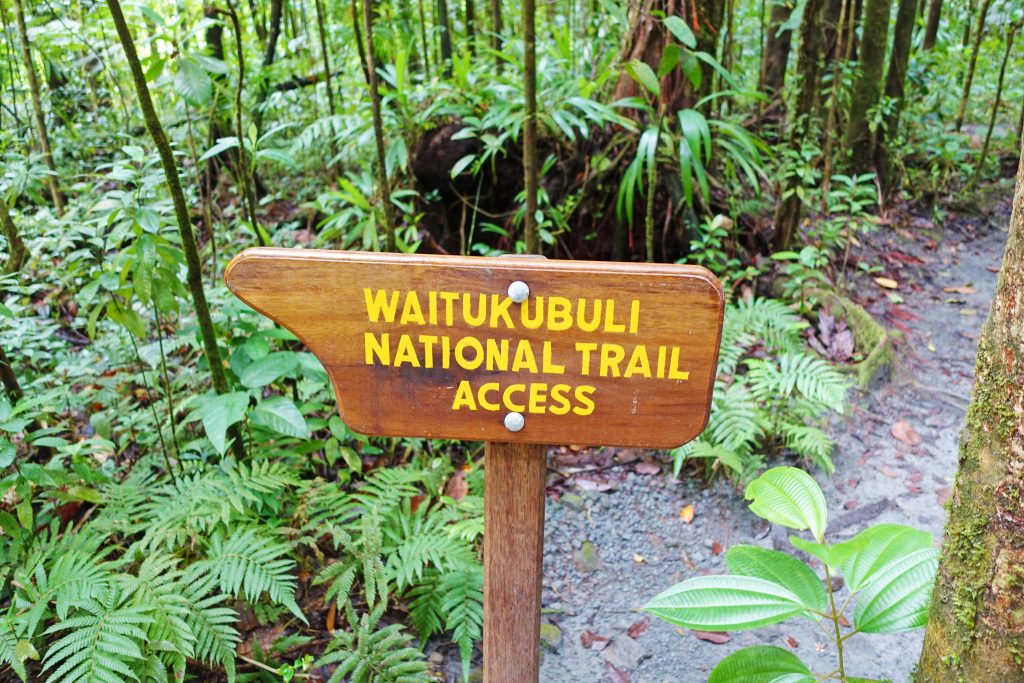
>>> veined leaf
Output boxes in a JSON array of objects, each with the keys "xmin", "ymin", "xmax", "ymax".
[
  {"xmin": 250, "ymin": 396, "xmax": 309, "ymax": 439},
  {"xmin": 708, "ymin": 645, "xmax": 814, "ymax": 683},
  {"xmin": 663, "ymin": 15, "xmax": 697, "ymax": 48},
  {"xmin": 644, "ymin": 575, "xmax": 808, "ymax": 631},
  {"xmin": 840, "ymin": 524, "xmax": 933, "ymax": 592},
  {"xmin": 744, "ymin": 467, "xmax": 827, "ymax": 541},
  {"xmin": 239, "ymin": 351, "xmax": 298, "ymax": 388},
  {"xmin": 854, "ymin": 548, "xmax": 939, "ymax": 633},
  {"xmin": 726, "ymin": 546, "xmax": 826, "ymax": 615},
  {"xmin": 625, "ymin": 60, "xmax": 660, "ymax": 97},
  {"xmin": 193, "ymin": 391, "xmax": 249, "ymax": 456}
]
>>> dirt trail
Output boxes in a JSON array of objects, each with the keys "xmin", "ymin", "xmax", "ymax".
[{"xmin": 535, "ymin": 188, "xmax": 1013, "ymax": 683}]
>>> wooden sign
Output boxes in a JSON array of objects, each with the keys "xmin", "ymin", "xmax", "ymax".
[{"xmin": 225, "ymin": 248, "xmax": 725, "ymax": 449}]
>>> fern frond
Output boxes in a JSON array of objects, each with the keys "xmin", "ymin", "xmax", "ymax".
[
  {"xmin": 15, "ymin": 541, "xmax": 115, "ymax": 634},
  {"xmin": 316, "ymin": 603, "xmax": 430, "ymax": 683},
  {"xmin": 439, "ymin": 568, "xmax": 482, "ymax": 683},
  {"xmin": 182, "ymin": 579, "xmax": 238, "ymax": 683},
  {"xmin": 706, "ymin": 382, "xmax": 763, "ymax": 455},
  {"xmin": 41, "ymin": 588, "xmax": 152, "ymax": 683},
  {"xmin": 1, "ymin": 612, "xmax": 28, "ymax": 682},
  {"xmin": 189, "ymin": 527, "xmax": 305, "ymax": 622},
  {"xmin": 781, "ymin": 422, "xmax": 836, "ymax": 474},
  {"xmin": 386, "ymin": 531, "xmax": 477, "ymax": 593},
  {"xmin": 404, "ymin": 572, "xmax": 443, "ymax": 643},
  {"xmin": 118, "ymin": 554, "xmax": 194, "ymax": 674},
  {"xmin": 746, "ymin": 353, "xmax": 849, "ymax": 412}
]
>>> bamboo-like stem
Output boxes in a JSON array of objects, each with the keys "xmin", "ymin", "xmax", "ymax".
[
  {"xmin": 522, "ymin": 0, "xmax": 539, "ymax": 254},
  {"xmin": 953, "ymin": 0, "xmax": 993, "ymax": 131},
  {"xmin": 359, "ymin": 0, "xmax": 396, "ymax": 251}
]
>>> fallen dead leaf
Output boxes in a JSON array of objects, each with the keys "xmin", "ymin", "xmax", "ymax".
[
  {"xmin": 633, "ymin": 553, "xmax": 646, "ymax": 564},
  {"xmin": 881, "ymin": 466, "xmax": 900, "ymax": 478},
  {"xmin": 785, "ymin": 636, "xmax": 799, "ymax": 649},
  {"xmin": 838, "ymin": 615, "xmax": 852, "ymax": 628},
  {"xmin": 575, "ymin": 475, "xmax": 613, "ymax": 492},
  {"xmin": 581, "ymin": 630, "xmax": 611, "ymax": 651},
  {"xmin": 960, "ymin": 309, "xmax": 979, "ymax": 316},
  {"xmin": 891, "ymin": 420, "xmax": 923, "ymax": 446},
  {"xmin": 326, "ymin": 601, "xmax": 336, "ymax": 633},
  {"xmin": 874, "ymin": 277, "xmax": 899, "ymax": 289},
  {"xmin": 943, "ymin": 285, "xmax": 977, "ymax": 295},
  {"xmin": 444, "ymin": 470, "xmax": 469, "ymax": 501},
  {"xmin": 634, "ymin": 461, "xmax": 661, "ymax": 475},
  {"xmin": 680, "ymin": 504, "xmax": 695, "ymax": 524},
  {"xmin": 711, "ymin": 540, "xmax": 723, "ymax": 556},
  {"xmin": 627, "ymin": 616, "xmax": 651, "ymax": 639},
  {"xmin": 843, "ymin": 499, "xmax": 858, "ymax": 510},
  {"xmin": 987, "ymin": 266, "xmax": 1001, "ymax": 273},
  {"xmin": 937, "ymin": 487, "xmax": 951, "ymax": 505},
  {"xmin": 607, "ymin": 662, "xmax": 631, "ymax": 683},
  {"xmin": 693, "ymin": 630, "xmax": 731, "ymax": 644}
]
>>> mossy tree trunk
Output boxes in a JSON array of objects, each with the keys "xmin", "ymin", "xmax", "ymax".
[
  {"xmin": 0, "ymin": 194, "xmax": 27, "ymax": 273},
  {"xmin": 922, "ymin": 0, "xmax": 941, "ymax": 50},
  {"xmin": 917, "ymin": 134, "xmax": 1024, "ymax": 683},
  {"xmin": 359, "ymin": 0, "xmax": 395, "ymax": 252},
  {"xmin": 771, "ymin": 0, "xmax": 827, "ymax": 250},
  {"xmin": 489, "ymin": 0, "xmax": 502, "ymax": 71},
  {"xmin": 522, "ymin": 0, "xmax": 539, "ymax": 253},
  {"xmin": 12, "ymin": 0, "xmax": 63, "ymax": 216},
  {"xmin": 760, "ymin": 0, "xmax": 794, "ymax": 115},
  {"xmin": 843, "ymin": 0, "xmax": 892, "ymax": 174}
]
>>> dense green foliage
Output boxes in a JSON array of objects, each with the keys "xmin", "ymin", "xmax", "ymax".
[{"xmin": 0, "ymin": 0, "xmax": 1021, "ymax": 678}]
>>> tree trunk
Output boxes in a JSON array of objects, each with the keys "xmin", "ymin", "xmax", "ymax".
[
  {"xmin": 771, "ymin": 0, "xmax": 827, "ymax": 250},
  {"xmin": 922, "ymin": 0, "xmax": 941, "ymax": 50},
  {"xmin": 843, "ymin": 0, "xmax": 892, "ymax": 174},
  {"xmin": 0, "ymin": 0, "xmax": 24, "ymax": 131},
  {"xmin": 12, "ymin": 0, "xmax": 63, "ymax": 216},
  {"xmin": 875, "ymin": 0, "xmax": 916, "ymax": 192},
  {"xmin": 969, "ymin": 21, "xmax": 1021, "ymax": 189},
  {"xmin": 917, "ymin": 133, "xmax": 1024, "ymax": 683},
  {"xmin": 359, "ymin": 0, "xmax": 396, "ymax": 251},
  {"xmin": 0, "ymin": 193, "xmax": 27, "ymax": 273},
  {"xmin": 465, "ymin": 0, "xmax": 475, "ymax": 54},
  {"xmin": 522, "ymin": 0, "xmax": 539, "ymax": 253},
  {"xmin": 489, "ymin": 0, "xmax": 502, "ymax": 71},
  {"xmin": 954, "ymin": 0, "xmax": 993, "ymax": 131},
  {"xmin": 761, "ymin": 1, "xmax": 794, "ymax": 98},
  {"xmin": 106, "ymin": 0, "xmax": 246, "ymax": 460},
  {"xmin": 0, "ymin": 343, "xmax": 23, "ymax": 402},
  {"xmin": 253, "ymin": 0, "xmax": 284, "ymax": 133},
  {"xmin": 438, "ymin": 0, "xmax": 453, "ymax": 76}
]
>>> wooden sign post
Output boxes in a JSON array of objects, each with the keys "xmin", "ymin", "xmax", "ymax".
[{"xmin": 225, "ymin": 249, "xmax": 724, "ymax": 682}]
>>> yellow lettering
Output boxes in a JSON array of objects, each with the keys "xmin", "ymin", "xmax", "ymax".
[
  {"xmin": 440, "ymin": 292, "xmax": 459, "ymax": 326},
  {"xmin": 599, "ymin": 343, "xmax": 626, "ymax": 377},
  {"xmin": 549, "ymin": 384, "xmax": 572, "ymax": 415},
  {"xmin": 485, "ymin": 338, "xmax": 510, "ymax": 372},
  {"xmin": 624, "ymin": 345, "xmax": 652, "ymax": 378},
  {"xmin": 512, "ymin": 340, "xmax": 539, "ymax": 374},
  {"xmin": 656, "ymin": 345, "xmax": 667, "ymax": 379},
  {"xmin": 363, "ymin": 289, "xmax": 399, "ymax": 323},
  {"xmin": 521, "ymin": 297, "xmax": 545, "ymax": 329},
  {"xmin": 463, "ymin": 293, "xmax": 487, "ymax": 327},
  {"xmin": 489, "ymin": 294, "xmax": 515, "ymax": 329},
  {"xmin": 669, "ymin": 347, "xmax": 690, "ymax": 380},
  {"xmin": 577, "ymin": 299, "xmax": 602, "ymax": 332},
  {"xmin": 455, "ymin": 336, "xmax": 484, "ymax": 370},
  {"xmin": 364, "ymin": 332, "xmax": 390, "ymax": 365},
  {"xmin": 393, "ymin": 334, "xmax": 421, "ymax": 367},
  {"xmin": 478, "ymin": 382, "xmax": 501, "ymax": 411},
  {"xmin": 442, "ymin": 335, "xmax": 451, "ymax": 369},
  {"xmin": 399, "ymin": 291, "xmax": 426, "ymax": 325},
  {"xmin": 528, "ymin": 383, "xmax": 548, "ymax": 414},
  {"xmin": 452, "ymin": 381, "xmax": 477, "ymax": 410},
  {"xmin": 573, "ymin": 386, "xmax": 596, "ymax": 415},
  {"xmin": 419, "ymin": 335, "xmax": 438, "ymax": 368},
  {"xmin": 428, "ymin": 291, "xmax": 438, "ymax": 325},
  {"xmin": 576, "ymin": 342, "xmax": 598, "ymax": 375},
  {"xmin": 502, "ymin": 384, "xmax": 526, "ymax": 412},
  {"xmin": 547, "ymin": 296, "xmax": 573, "ymax": 331},
  {"xmin": 604, "ymin": 300, "xmax": 626, "ymax": 333},
  {"xmin": 629, "ymin": 300, "xmax": 640, "ymax": 334},
  {"xmin": 542, "ymin": 341, "xmax": 565, "ymax": 374}
]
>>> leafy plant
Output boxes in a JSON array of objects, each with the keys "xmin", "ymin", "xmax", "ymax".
[{"xmin": 644, "ymin": 467, "xmax": 938, "ymax": 682}]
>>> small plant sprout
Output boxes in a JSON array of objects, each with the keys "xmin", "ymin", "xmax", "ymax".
[{"xmin": 643, "ymin": 467, "xmax": 938, "ymax": 682}]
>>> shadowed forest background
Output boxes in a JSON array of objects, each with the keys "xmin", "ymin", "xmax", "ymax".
[{"xmin": 1, "ymin": 0, "xmax": 1024, "ymax": 680}]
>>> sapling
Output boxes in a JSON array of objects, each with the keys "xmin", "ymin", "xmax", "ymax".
[{"xmin": 644, "ymin": 466, "xmax": 938, "ymax": 682}]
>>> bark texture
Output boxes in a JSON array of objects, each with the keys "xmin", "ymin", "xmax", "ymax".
[
  {"xmin": 954, "ymin": 0, "xmax": 993, "ymax": 131},
  {"xmin": 0, "ymin": 194, "xmax": 27, "ymax": 273},
  {"xmin": 875, "ymin": 0, "xmax": 916, "ymax": 191},
  {"xmin": 917, "ymin": 135, "xmax": 1024, "ymax": 682},
  {"xmin": 522, "ymin": 0, "xmax": 538, "ymax": 253},
  {"xmin": 360, "ymin": 0, "xmax": 395, "ymax": 251},
  {"xmin": 843, "ymin": 0, "xmax": 892, "ymax": 173},
  {"xmin": 771, "ymin": 0, "xmax": 827, "ymax": 250},
  {"xmin": 922, "ymin": 0, "xmax": 941, "ymax": 50}
]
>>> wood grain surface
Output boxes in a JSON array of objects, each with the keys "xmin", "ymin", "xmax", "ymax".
[
  {"xmin": 483, "ymin": 441, "xmax": 547, "ymax": 683},
  {"xmin": 225, "ymin": 248, "xmax": 724, "ymax": 448}
]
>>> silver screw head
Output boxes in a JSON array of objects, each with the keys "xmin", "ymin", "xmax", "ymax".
[
  {"xmin": 507, "ymin": 280, "xmax": 530, "ymax": 303},
  {"xmin": 503, "ymin": 412, "xmax": 525, "ymax": 432}
]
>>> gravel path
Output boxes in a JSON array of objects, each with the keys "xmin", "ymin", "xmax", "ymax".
[{"xmin": 535, "ymin": 193, "xmax": 1013, "ymax": 683}]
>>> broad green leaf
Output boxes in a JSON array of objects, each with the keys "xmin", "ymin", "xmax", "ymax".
[
  {"xmin": 194, "ymin": 391, "xmax": 249, "ymax": 455},
  {"xmin": 644, "ymin": 575, "xmax": 807, "ymax": 631},
  {"xmin": 745, "ymin": 467, "xmax": 827, "ymax": 541},
  {"xmin": 726, "ymin": 546, "xmax": 826, "ymax": 614},
  {"xmin": 0, "ymin": 301, "xmax": 13, "ymax": 317},
  {"xmin": 175, "ymin": 57, "xmax": 212, "ymax": 105},
  {"xmin": 199, "ymin": 137, "xmax": 240, "ymax": 162},
  {"xmin": 250, "ymin": 396, "xmax": 309, "ymax": 439},
  {"xmin": 789, "ymin": 535, "xmax": 867, "ymax": 569},
  {"xmin": 840, "ymin": 524, "xmax": 933, "ymax": 592},
  {"xmin": 855, "ymin": 548, "xmax": 939, "ymax": 633},
  {"xmin": 708, "ymin": 645, "xmax": 813, "ymax": 683},
  {"xmin": 239, "ymin": 351, "xmax": 298, "ymax": 388},
  {"xmin": 626, "ymin": 60, "xmax": 660, "ymax": 97},
  {"xmin": 0, "ymin": 437, "xmax": 14, "ymax": 468},
  {"xmin": 664, "ymin": 15, "xmax": 698, "ymax": 48}
]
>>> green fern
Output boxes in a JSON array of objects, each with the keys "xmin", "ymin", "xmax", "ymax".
[
  {"xmin": 780, "ymin": 422, "xmax": 836, "ymax": 474},
  {"xmin": 119, "ymin": 554, "xmax": 194, "ymax": 676},
  {"xmin": 316, "ymin": 602, "xmax": 430, "ymax": 683},
  {"xmin": 189, "ymin": 527, "xmax": 305, "ymax": 622},
  {"xmin": 182, "ymin": 576, "xmax": 239, "ymax": 683},
  {"xmin": 41, "ymin": 588, "xmax": 152, "ymax": 683},
  {"xmin": 747, "ymin": 353, "xmax": 848, "ymax": 412},
  {"xmin": 1, "ymin": 611, "xmax": 28, "ymax": 682},
  {"xmin": 439, "ymin": 568, "xmax": 483, "ymax": 683}
]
